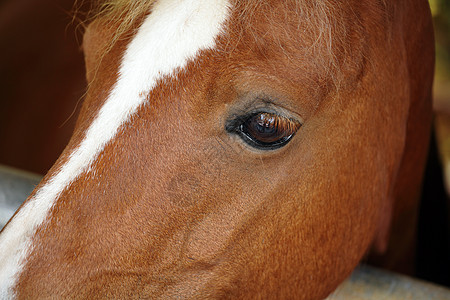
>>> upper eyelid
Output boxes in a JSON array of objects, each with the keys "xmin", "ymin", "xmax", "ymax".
[{"xmin": 226, "ymin": 104, "xmax": 302, "ymax": 128}]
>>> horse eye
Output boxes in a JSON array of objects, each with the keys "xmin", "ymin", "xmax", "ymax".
[{"xmin": 236, "ymin": 112, "xmax": 301, "ymax": 150}]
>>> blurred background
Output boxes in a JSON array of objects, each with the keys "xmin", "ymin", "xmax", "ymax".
[
  {"xmin": 422, "ymin": 0, "xmax": 450, "ymax": 288},
  {"xmin": 0, "ymin": 0, "xmax": 86, "ymax": 175},
  {"xmin": 0, "ymin": 0, "xmax": 449, "ymax": 289}
]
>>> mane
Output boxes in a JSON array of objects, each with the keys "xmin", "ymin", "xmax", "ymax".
[
  {"xmin": 83, "ymin": 0, "xmax": 348, "ymax": 49},
  {"xmin": 86, "ymin": 0, "xmax": 157, "ymax": 52},
  {"xmin": 97, "ymin": 1, "xmax": 155, "ymax": 30},
  {"xmin": 79, "ymin": 0, "xmax": 390, "ymax": 91}
]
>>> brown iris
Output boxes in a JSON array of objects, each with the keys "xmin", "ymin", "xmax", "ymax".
[{"xmin": 240, "ymin": 112, "xmax": 301, "ymax": 149}]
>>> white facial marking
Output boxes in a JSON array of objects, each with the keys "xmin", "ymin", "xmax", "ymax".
[{"xmin": 0, "ymin": 0, "xmax": 230, "ymax": 296}]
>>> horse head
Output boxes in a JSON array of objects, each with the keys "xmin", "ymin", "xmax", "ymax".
[{"xmin": 0, "ymin": 0, "xmax": 434, "ymax": 298}]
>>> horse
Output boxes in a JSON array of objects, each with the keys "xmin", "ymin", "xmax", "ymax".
[{"xmin": 0, "ymin": 0, "xmax": 435, "ymax": 298}]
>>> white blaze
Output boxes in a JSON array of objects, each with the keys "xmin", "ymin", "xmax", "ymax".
[{"xmin": 0, "ymin": 0, "xmax": 230, "ymax": 297}]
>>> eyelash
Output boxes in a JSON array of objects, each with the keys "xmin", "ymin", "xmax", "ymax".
[{"xmin": 226, "ymin": 112, "xmax": 301, "ymax": 150}]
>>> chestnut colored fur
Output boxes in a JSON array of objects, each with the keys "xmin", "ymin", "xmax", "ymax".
[{"xmin": 3, "ymin": 0, "xmax": 434, "ymax": 298}]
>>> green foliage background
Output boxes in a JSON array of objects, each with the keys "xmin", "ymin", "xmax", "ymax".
[{"xmin": 431, "ymin": 0, "xmax": 450, "ymax": 81}]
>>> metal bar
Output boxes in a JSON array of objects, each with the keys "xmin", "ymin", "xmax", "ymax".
[
  {"xmin": 0, "ymin": 165, "xmax": 41, "ymax": 229},
  {"xmin": 328, "ymin": 264, "xmax": 450, "ymax": 299}
]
